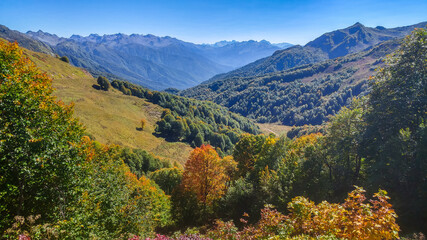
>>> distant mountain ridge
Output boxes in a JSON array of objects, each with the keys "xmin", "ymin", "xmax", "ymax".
[
  {"xmin": 23, "ymin": 28, "xmax": 292, "ymax": 90},
  {"xmin": 206, "ymin": 21, "xmax": 426, "ymax": 83}
]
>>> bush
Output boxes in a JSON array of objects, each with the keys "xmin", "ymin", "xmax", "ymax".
[
  {"xmin": 97, "ymin": 76, "xmax": 111, "ymax": 91},
  {"xmin": 59, "ymin": 56, "xmax": 69, "ymax": 63}
]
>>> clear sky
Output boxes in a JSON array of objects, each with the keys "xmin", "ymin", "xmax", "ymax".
[{"xmin": 0, "ymin": 0, "xmax": 426, "ymax": 45}]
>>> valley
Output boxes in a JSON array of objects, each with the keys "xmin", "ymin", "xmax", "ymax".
[{"xmin": 1, "ymin": 10, "xmax": 426, "ymax": 239}]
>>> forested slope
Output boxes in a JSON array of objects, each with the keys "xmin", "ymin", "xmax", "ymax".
[{"xmin": 182, "ymin": 39, "xmax": 401, "ymax": 125}]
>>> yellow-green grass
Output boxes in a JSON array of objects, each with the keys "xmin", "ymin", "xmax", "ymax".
[
  {"xmin": 256, "ymin": 123, "xmax": 293, "ymax": 137},
  {"xmin": 12, "ymin": 41, "xmax": 192, "ymax": 165},
  {"xmin": 52, "ymin": 78, "xmax": 192, "ymax": 165}
]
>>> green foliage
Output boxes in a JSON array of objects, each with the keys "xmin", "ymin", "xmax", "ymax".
[
  {"xmin": 362, "ymin": 27, "xmax": 427, "ymax": 231},
  {"xmin": 59, "ymin": 56, "xmax": 69, "ymax": 63},
  {"xmin": 0, "ymin": 41, "xmax": 85, "ymax": 231},
  {"xmin": 111, "ymin": 80, "xmax": 260, "ymax": 155},
  {"xmin": 322, "ymin": 98, "xmax": 368, "ymax": 200},
  {"xmin": 221, "ymin": 134, "xmax": 322, "ymax": 222},
  {"xmin": 149, "ymin": 167, "xmax": 183, "ymax": 195},
  {"xmin": 58, "ymin": 140, "xmax": 171, "ymax": 239},
  {"xmin": 233, "ymin": 134, "xmax": 266, "ymax": 176},
  {"xmin": 0, "ymin": 41, "xmax": 172, "ymax": 239},
  {"xmin": 182, "ymin": 40, "xmax": 400, "ymax": 126},
  {"xmin": 97, "ymin": 75, "xmax": 111, "ymax": 91},
  {"xmin": 120, "ymin": 147, "xmax": 170, "ymax": 178}
]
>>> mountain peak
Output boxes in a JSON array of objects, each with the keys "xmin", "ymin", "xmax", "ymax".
[{"xmin": 352, "ymin": 22, "xmax": 364, "ymax": 27}]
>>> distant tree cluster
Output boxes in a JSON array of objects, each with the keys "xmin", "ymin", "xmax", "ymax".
[
  {"xmin": 286, "ymin": 124, "xmax": 326, "ymax": 139},
  {"xmin": 111, "ymin": 80, "xmax": 260, "ymax": 155},
  {"xmin": 59, "ymin": 55, "xmax": 69, "ymax": 63}
]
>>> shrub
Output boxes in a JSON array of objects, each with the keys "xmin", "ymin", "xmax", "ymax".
[
  {"xmin": 97, "ymin": 76, "xmax": 111, "ymax": 91},
  {"xmin": 59, "ymin": 56, "xmax": 69, "ymax": 63}
]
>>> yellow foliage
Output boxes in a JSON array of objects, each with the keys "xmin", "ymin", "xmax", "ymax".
[{"xmin": 288, "ymin": 186, "xmax": 399, "ymax": 239}]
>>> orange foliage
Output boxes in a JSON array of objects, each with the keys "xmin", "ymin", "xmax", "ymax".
[{"xmin": 181, "ymin": 144, "xmax": 228, "ymax": 206}]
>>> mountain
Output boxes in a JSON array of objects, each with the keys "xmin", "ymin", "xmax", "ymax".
[
  {"xmin": 305, "ymin": 22, "xmax": 425, "ymax": 58},
  {"xmin": 272, "ymin": 42, "xmax": 294, "ymax": 49},
  {"xmin": 25, "ymin": 31, "xmax": 230, "ymax": 90},
  {"xmin": 181, "ymin": 39, "xmax": 402, "ymax": 126},
  {"xmin": 0, "ymin": 25, "xmax": 54, "ymax": 55},
  {"xmin": 197, "ymin": 40, "xmax": 293, "ymax": 67},
  {"xmin": 206, "ymin": 21, "xmax": 426, "ymax": 83},
  {"xmin": 23, "ymin": 29, "xmax": 289, "ymax": 90}
]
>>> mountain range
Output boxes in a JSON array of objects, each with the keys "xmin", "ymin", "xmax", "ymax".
[
  {"xmin": 0, "ymin": 24, "xmax": 292, "ymax": 90},
  {"xmin": 205, "ymin": 21, "xmax": 426, "ymax": 83}
]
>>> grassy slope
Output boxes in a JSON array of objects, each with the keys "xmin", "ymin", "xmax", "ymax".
[
  {"xmin": 256, "ymin": 123, "xmax": 293, "ymax": 136},
  {"xmin": 15, "ymin": 40, "xmax": 192, "ymax": 164}
]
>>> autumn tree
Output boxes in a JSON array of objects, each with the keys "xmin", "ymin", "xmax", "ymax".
[
  {"xmin": 181, "ymin": 145, "xmax": 229, "ymax": 206},
  {"xmin": 140, "ymin": 118, "xmax": 147, "ymax": 130},
  {"xmin": 287, "ymin": 187, "xmax": 399, "ymax": 239}
]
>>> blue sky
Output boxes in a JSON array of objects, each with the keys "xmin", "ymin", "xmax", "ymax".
[{"xmin": 0, "ymin": 0, "xmax": 426, "ymax": 45}]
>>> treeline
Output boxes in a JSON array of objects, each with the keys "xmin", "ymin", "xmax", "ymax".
[
  {"xmin": 110, "ymin": 80, "xmax": 260, "ymax": 155},
  {"xmin": 181, "ymin": 40, "xmax": 401, "ymax": 126}
]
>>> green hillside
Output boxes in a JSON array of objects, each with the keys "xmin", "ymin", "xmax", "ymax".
[
  {"xmin": 181, "ymin": 39, "xmax": 402, "ymax": 126},
  {"xmin": 9, "ymin": 39, "xmax": 193, "ymax": 164}
]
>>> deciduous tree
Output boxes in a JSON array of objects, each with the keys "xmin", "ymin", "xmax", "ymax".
[{"xmin": 181, "ymin": 145, "xmax": 228, "ymax": 206}]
